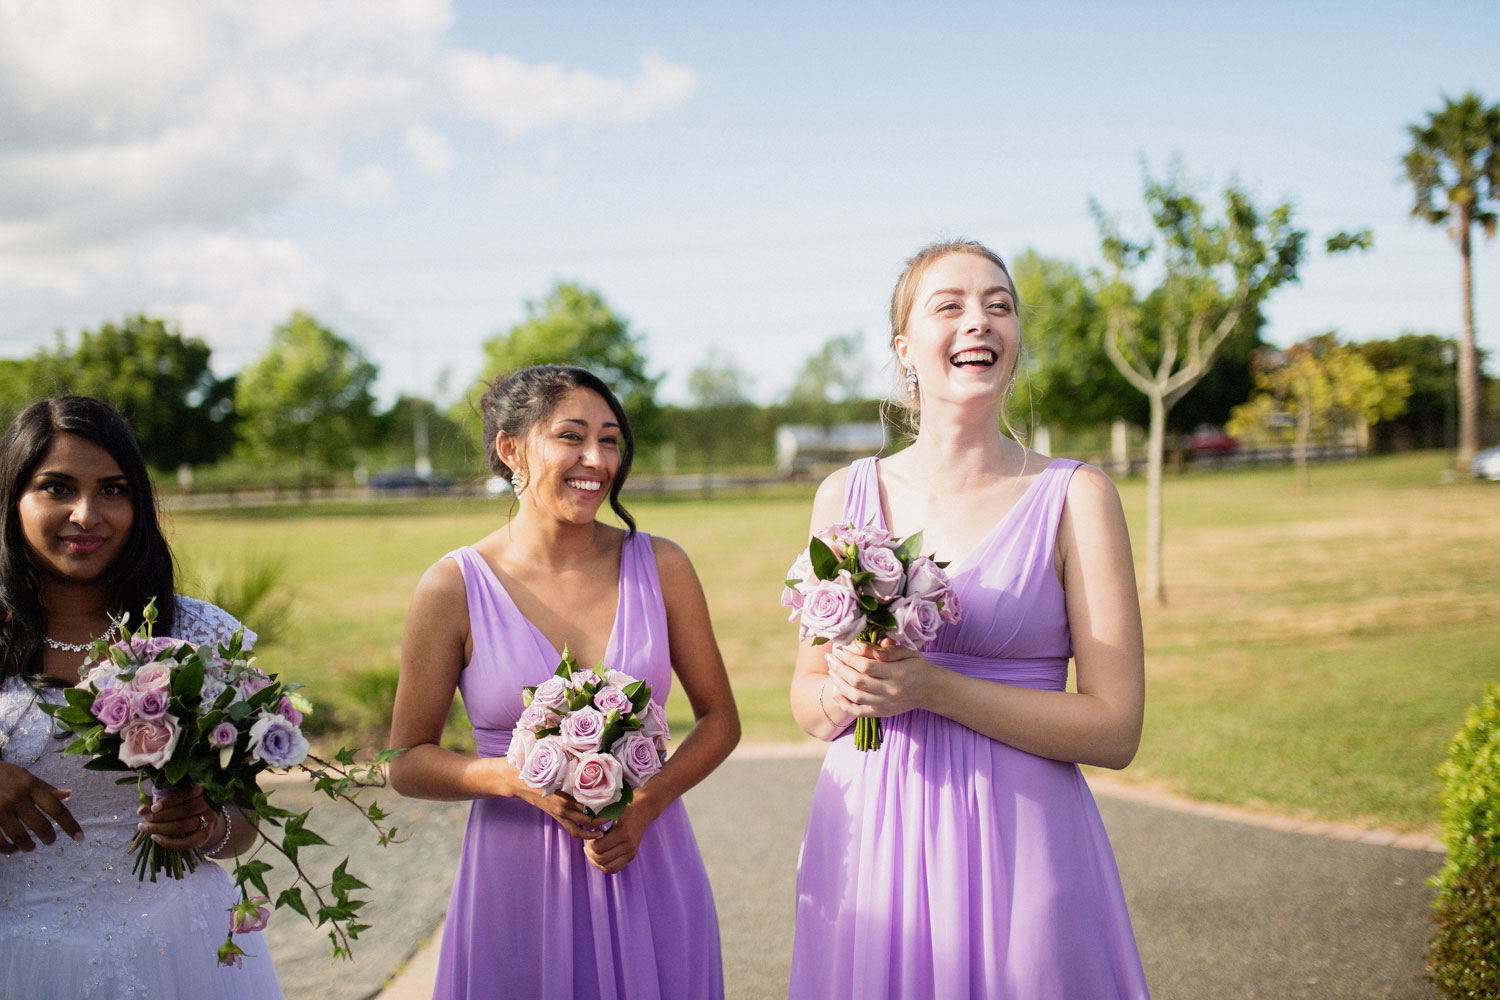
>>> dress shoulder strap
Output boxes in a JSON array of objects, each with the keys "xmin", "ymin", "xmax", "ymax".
[{"xmin": 842, "ymin": 457, "xmax": 885, "ymax": 529}]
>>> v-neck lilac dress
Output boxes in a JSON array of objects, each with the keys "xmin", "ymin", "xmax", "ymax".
[
  {"xmin": 433, "ymin": 531, "xmax": 723, "ymax": 1000},
  {"xmin": 789, "ymin": 457, "xmax": 1150, "ymax": 999}
]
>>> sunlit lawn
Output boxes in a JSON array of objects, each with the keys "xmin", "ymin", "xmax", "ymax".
[{"xmin": 165, "ymin": 453, "xmax": 1498, "ymax": 833}]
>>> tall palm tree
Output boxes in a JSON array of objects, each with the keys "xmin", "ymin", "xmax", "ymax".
[{"xmin": 1404, "ymin": 91, "xmax": 1500, "ymax": 469}]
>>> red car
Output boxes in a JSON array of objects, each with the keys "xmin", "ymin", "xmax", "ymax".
[{"xmin": 1185, "ymin": 425, "xmax": 1238, "ymax": 455}]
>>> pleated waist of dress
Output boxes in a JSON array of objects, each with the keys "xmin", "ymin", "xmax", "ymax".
[
  {"xmin": 473, "ymin": 728, "xmax": 512, "ymax": 758},
  {"xmin": 924, "ymin": 650, "xmax": 1068, "ymax": 690}
]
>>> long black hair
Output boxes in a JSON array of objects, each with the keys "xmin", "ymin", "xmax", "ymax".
[
  {"xmin": 479, "ymin": 365, "xmax": 637, "ymax": 534},
  {"xmin": 0, "ymin": 396, "xmax": 176, "ymax": 682}
]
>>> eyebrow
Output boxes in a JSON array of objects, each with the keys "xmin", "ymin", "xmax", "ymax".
[
  {"xmin": 33, "ymin": 470, "xmax": 128, "ymax": 482},
  {"xmin": 557, "ymin": 418, "xmax": 620, "ymax": 430},
  {"xmin": 926, "ymin": 284, "xmax": 1015, "ymax": 302}
]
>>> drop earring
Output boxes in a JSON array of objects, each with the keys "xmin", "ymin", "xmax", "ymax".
[
  {"xmin": 512, "ymin": 468, "xmax": 528, "ymax": 495},
  {"xmin": 904, "ymin": 366, "xmax": 919, "ymax": 400}
]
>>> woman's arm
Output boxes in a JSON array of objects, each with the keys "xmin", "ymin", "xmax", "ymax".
[
  {"xmin": 825, "ymin": 465, "xmax": 1146, "ymax": 768},
  {"xmin": 0, "ymin": 760, "xmax": 82, "ymax": 854},
  {"xmin": 584, "ymin": 537, "xmax": 740, "ymax": 874},
  {"xmin": 789, "ymin": 468, "xmax": 858, "ymax": 741},
  {"xmin": 387, "ymin": 558, "xmax": 601, "ymax": 838}
]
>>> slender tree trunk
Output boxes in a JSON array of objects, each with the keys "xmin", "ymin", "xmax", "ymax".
[
  {"xmin": 1145, "ymin": 392, "xmax": 1167, "ymax": 605},
  {"xmin": 1295, "ymin": 398, "xmax": 1312, "ymax": 493},
  {"xmin": 1458, "ymin": 219, "xmax": 1480, "ymax": 469}
]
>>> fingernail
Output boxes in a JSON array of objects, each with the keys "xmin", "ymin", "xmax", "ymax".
[{"xmin": 72, "ymin": 832, "xmax": 85, "ymax": 843}]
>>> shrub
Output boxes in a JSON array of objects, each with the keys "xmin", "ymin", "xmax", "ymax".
[{"xmin": 1429, "ymin": 684, "xmax": 1500, "ymax": 997}]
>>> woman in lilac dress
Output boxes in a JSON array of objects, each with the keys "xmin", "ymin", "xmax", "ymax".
[
  {"xmin": 789, "ymin": 241, "xmax": 1151, "ymax": 998},
  {"xmin": 390, "ymin": 365, "xmax": 739, "ymax": 1000}
]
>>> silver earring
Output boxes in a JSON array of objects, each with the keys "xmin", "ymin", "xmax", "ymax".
[
  {"xmin": 904, "ymin": 366, "xmax": 918, "ymax": 400},
  {"xmin": 512, "ymin": 469, "xmax": 528, "ymax": 496}
]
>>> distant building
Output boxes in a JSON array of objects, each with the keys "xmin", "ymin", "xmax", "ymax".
[{"xmin": 775, "ymin": 422, "xmax": 888, "ymax": 476}]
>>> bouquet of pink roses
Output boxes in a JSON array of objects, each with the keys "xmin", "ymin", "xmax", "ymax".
[
  {"xmin": 507, "ymin": 647, "xmax": 670, "ymax": 822},
  {"xmin": 781, "ymin": 521, "xmax": 960, "ymax": 750},
  {"xmin": 41, "ymin": 599, "xmax": 403, "ymax": 966}
]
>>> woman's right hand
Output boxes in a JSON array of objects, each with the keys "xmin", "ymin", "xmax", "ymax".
[
  {"xmin": 0, "ymin": 760, "xmax": 84, "ymax": 855},
  {"xmin": 519, "ymin": 786, "xmax": 606, "ymax": 841}
]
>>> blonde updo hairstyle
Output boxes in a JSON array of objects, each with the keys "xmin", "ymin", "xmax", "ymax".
[{"xmin": 885, "ymin": 239, "xmax": 1025, "ymax": 439}]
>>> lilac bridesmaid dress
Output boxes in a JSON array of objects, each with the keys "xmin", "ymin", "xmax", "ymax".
[
  {"xmin": 789, "ymin": 457, "xmax": 1150, "ymax": 999},
  {"xmin": 433, "ymin": 531, "xmax": 723, "ymax": 1000}
]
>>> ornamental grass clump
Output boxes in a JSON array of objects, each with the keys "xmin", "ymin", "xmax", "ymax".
[{"xmin": 1428, "ymin": 683, "xmax": 1500, "ymax": 998}]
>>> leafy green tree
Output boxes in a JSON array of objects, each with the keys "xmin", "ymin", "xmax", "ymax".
[
  {"xmin": 1356, "ymin": 333, "xmax": 1482, "ymax": 450},
  {"xmin": 783, "ymin": 333, "xmax": 866, "ymax": 427},
  {"xmin": 681, "ymin": 348, "xmax": 756, "ymax": 472},
  {"xmin": 236, "ymin": 311, "xmax": 379, "ymax": 478},
  {"xmin": 478, "ymin": 283, "xmax": 662, "ymax": 444},
  {"xmin": 22, "ymin": 315, "xmax": 236, "ymax": 469},
  {"xmin": 1094, "ymin": 165, "xmax": 1307, "ymax": 603},
  {"xmin": 1404, "ymin": 90, "xmax": 1500, "ymax": 469},
  {"xmin": 1228, "ymin": 332, "xmax": 1411, "ymax": 490}
]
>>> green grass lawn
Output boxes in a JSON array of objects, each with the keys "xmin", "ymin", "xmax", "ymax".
[{"xmin": 165, "ymin": 453, "xmax": 1498, "ymax": 833}]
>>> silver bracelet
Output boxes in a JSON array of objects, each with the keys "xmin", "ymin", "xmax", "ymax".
[
  {"xmin": 818, "ymin": 679, "xmax": 838, "ymax": 726},
  {"xmin": 207, "ymin": 809, "xmax": 233, "ymax": 856}
]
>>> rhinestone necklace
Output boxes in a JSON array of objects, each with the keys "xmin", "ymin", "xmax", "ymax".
[{"xmin": 44, "ymin": 636, "xmax": 94, "ymax": 653}]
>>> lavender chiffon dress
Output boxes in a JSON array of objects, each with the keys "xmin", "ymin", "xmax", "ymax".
[
  {"xmin": 433, "ymin": 531, "xmax": 723, "ymax": 1000},
  {"xmin": 789, "ymin": 457, "xmax": 1150, "ymax": 999}
]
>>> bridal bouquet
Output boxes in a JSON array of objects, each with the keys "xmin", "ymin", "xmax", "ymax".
[
  {"xmin": 781, "ymin": 522, "xmax": 960, "ymax": 750},
  {"xmin": 40, "ymin": 599, "xmax": 403, "ymax": 966},
  {"xmin": 507, "ymin": 648, "xmax": 669, "ymax": 821}
]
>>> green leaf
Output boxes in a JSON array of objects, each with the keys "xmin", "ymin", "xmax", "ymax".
[
  {"xmin": 163, "ymin": 757, "xmax": 188, "ymax": 786},
  {"xmin": 866, "ymin": 610, "xmax": 898, "ymax": 631},
  {"xmin": 63, "ymin": 687, "xmax": 94, "ymax": 710},
  {"xmin": 171, "ymin": 655, "xmax": 205, "ymax": 704},
  {"xmin": 896, "ymin": 531, "xmax": 925, "ymax": 563},
  {"xmin": 808, "ymin": 536, "xmax": 839, "ymax": 580},
  {"xmin": 276, "ymin": 886, "xmax": 311, "ymax": 920},
  {"xmin": 234, "ymin": 859, "xmax": 273, "ymax": 897}
]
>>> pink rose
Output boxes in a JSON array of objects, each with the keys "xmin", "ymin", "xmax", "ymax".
[
  {"xmin": 247, "ymin": 713, "xmax": 309, "ymax": 768},
  {"xmin": 857, "ymin": 543, "xmax": 905, "ymax": 601},
  {"xmin": 518, "ymin": 736, "xmax": 570, "ymax": 794},
  {"xmin": 799, "ymin": 572, "xmax": 865, "ymax": 645},
  {"xmin": 90, "ymin": 687, "xmax": 134, "ymax": 733},
  {"xmin": 229, "ymin": 897, "xmax": 271, "ymax": 934},
  {"xmin": 529, "ymin": 677, "xmax": 570, "ymax": 712},
  {"xmin": 275, "ymin": 696, "xmax": 303, "ymax": 727},
  {"xmin": 516, "ymin": 703, "xmax": 558, "ymax": 733},
  {"xmin": 130, "ymin": 661, "xmax": 174, "ymax": 691},
  {"xmin": 235, "ymin": 672, "xmax": 272, "ymax": 701},
  {"xmin": 813, "ymin": 526, "xmax": 847, "ymax": 560},
  {"xmin": 604, "ymin": 669, "xmax": 637, "ymax": 688},
  {"xmin": 563, "ymin": 751, "xmax": 624, "ymax": 813},
  {"xmin": 559, "ymin": 706, "xmax": 606, "ymax": 753},
  {"xmin": 780, "ymin": 583, "xmax": 805, "ymax": 621},
  {"xmin": 118, "ymin": 716, "xmax": 181, "ymax": 768},
  {"xmin": 209, "ymin": 721, "xmax": 238, "ymax": 748},
  {"xmin": 123, "ymin": 636, "xmax": 180, "ymax": 660},
  {"xmin": 610, "ymin": 731, "xmax": 662, "ymax": 787},
  {"xmin": 843, "ymin": 522, "xmax": 894, "ymax": 549},
  {"xmin": 592, "ymin": 685, "xmax": 633, "ymax": 717},
  {"xmin": 131, "ymin": 686, "xmax": 171, "ymax": 721},
  {"xmin": 506, "ymin": 728, "xmax": 538, "ymax": 771},
  {"xmin": 889, "ymin": 596, "xmax": 942, "ymax": 649}
]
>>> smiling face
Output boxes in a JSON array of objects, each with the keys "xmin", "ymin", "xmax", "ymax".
[
  {"xmin": 501, "ymin": 387, "xmax": 622, "ymax": 525},
  {"xmin": 17, "ymin": 432, "xmax": 135, "ymax": 585},
  {"xmin": 893, "ymin": 251, "xmax": 1021, "ymax": 407}
]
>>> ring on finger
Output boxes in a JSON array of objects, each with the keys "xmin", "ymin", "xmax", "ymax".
[{"xmin": 198, "ymin": 814, "xmax": 208, "ymax": 830}]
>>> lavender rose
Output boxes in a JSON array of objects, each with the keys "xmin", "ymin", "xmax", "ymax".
[
  {"xmin": 83, "ymin": 662, "xmax": 123, "ymax": 690},
  {"xmin": 604, "ymin": 669, "xmax": 636, "ymax": 688},
  {"xmin": 247, "ymin": 713, "xmax": 309, "ymax": 768},
  {"xmin": 90, "ymin": 687, "xmax": 134, "ymax": 734},
  {"xmin": 118, "ymin": 716, "xmax": 181, "ymax": 768},
  {"xmin": 516, "ymin": 703, "xmax": 558, "ymax": 733},
  {"xmin": 592, "ymin": 684, "xmax": 633, "ymax": 717},
  {"xmin": 559, "ymin": 706, "xmax": 607, "ymax": 753},
  {"xmin": 529, "ymin": 676, "xmax": 570, "ymax": 712},
  {"xmin": 905, "ymin": 556, "xmax": 959, "ymax": 623},
  {"xmin": 131, "ymin": 686, "xmax": 171, "ymax": 721},
  {"xmin": 209, "ymin": 721, "xmax": 238, "ymax": 748},
  {"xmin": 200, "ymin": 673, "xmax": 229, "ymax": 705},
  {"xmin": 843, "ymin": 522, "xmax": 894, "ymax": 549},
  {"xmin": 518, "ymin": 736, "xmax": 570, "ymax": 794},
  {"xmin": 611, "ymin": 730, "xmax": 662, "ymax": 787},
  {"xmin": 563, "ymin": 751, "xmax": 625, "ymax": 813},
  {"xmin": 799, "ymin": 571, "xmax": 865, "ymax": 645},
  {"xmin": 857, "ymin": 542, "xmax": 906, "ymax": 601},
  {"xmin": 889, "ymin": 596, "xmax": 942, "ymax": 650},
  {"xmin": 275, "ymin": 696, "xmax": 304, "ymax": 726},
  {"xmin": 639, "ymin": 698, "xmax": 670, "ymax": 741}
]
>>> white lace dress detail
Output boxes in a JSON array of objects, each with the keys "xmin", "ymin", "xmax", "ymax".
[{"xmin": 0, "ymin": 597, "xmax": 283, "ymax": 999}]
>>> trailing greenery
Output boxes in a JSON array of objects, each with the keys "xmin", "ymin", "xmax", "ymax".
[{"xmin": 1429, "ymin": 684, "xmax": 1500, "ymax": 997}]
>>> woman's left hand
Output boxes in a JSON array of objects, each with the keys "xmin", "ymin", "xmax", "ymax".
[
  {"xmin": 825, "ymin": 638, "xmax": 937, "ymax": 718},
  {"xmin": 582, "ymin": 797, "xmax": 659, "ymax": 875},
  {"xmin": 138, "ymin": 783, "xmax": 222, "ymax": 853}
]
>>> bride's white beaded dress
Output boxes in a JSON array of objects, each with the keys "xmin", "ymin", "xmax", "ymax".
[{"xmin": 0, "ymin": 597, "xmax": 283, "ymax": 999}]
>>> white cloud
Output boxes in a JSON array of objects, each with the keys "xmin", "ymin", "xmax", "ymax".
[
  {"xmin": 404, "ymin": 124, "xmax": 454, "ymax": 175},
  {"xmin": 443, "ymin": 51, "xmax": 699, "ymax": 137},
  {"xmin": 339, "ymin": 165, "xmax": 396, "ymax": 203}
]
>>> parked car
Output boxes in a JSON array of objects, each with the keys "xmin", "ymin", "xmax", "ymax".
[
  {"xmin": 1471, "ymin": 445, "xmax": 1500, "ymax": 481},
  {"xmin": 1184, "ymin": 424, "xmax": 1239, "ymax": 456},
  {"xmin": 368, "ymin": 468, "xmax": 452, "ymax": 493}
]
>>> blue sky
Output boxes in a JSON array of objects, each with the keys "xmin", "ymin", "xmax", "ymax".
[{"xmin": 2, "ymin": 0, "xmax": 1497, "ymax": 407}]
